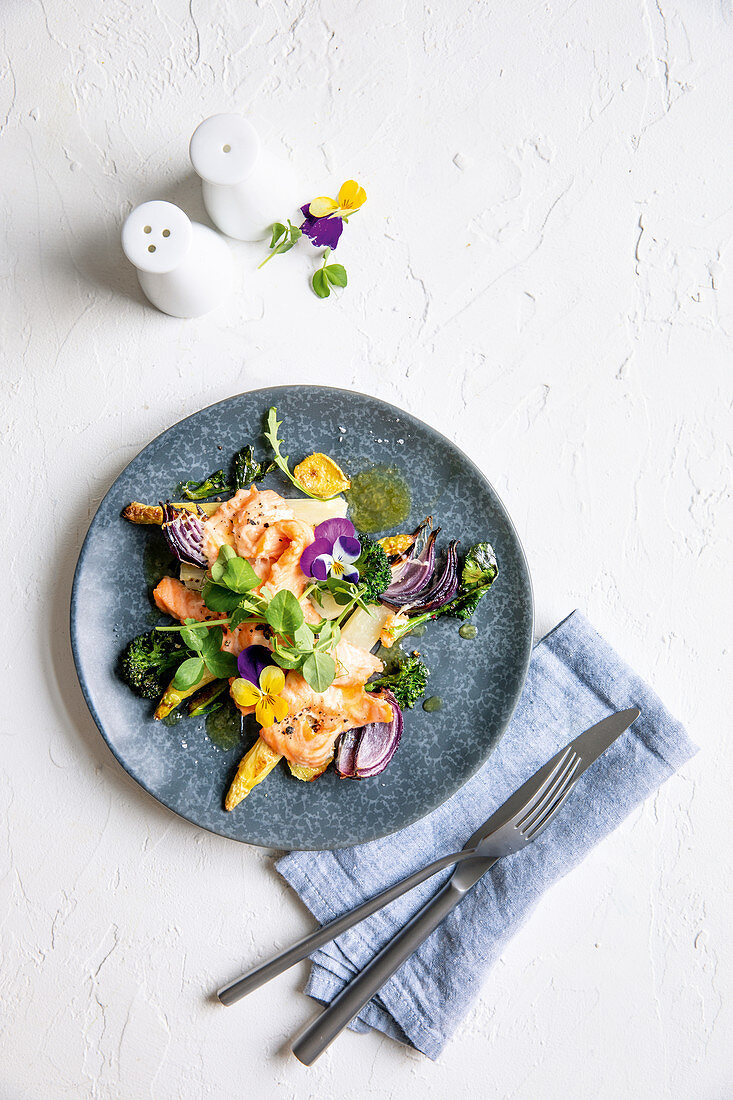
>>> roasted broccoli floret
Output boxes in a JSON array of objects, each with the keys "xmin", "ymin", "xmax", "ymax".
[
  {"xmin": 119, "ymin": 630, "xmax": 185, "ymax": 700},
  {"xmin": 356, "ymin": 535, "xmax": 393, "ymax": 604},
  {"xmin": 366, "ymin": 653, "xmax": 430, "ymax": 709}
]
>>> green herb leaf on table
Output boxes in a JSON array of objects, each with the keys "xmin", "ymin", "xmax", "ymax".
[
  {"xmin": 324, "ymin": 263, "xmax": 347, "ymax": 287},
  {"xmin": 259, "ymin": 220, "xmax": 302, "ymax": 268},
  {"xmin": 312, "ymin": 268, "xmax": 331, "ymax": 298}
]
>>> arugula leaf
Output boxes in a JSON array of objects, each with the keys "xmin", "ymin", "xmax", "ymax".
[
  {"xmin": 301, "ymin": 651, "xmax": 336, "ymax": 692},
  {"xmin": 266, "ymin": 589, "xmax": 304, "ymax": 635},
  {"xmin": 172, "ymin": 656, "xmax": 206, "ymax": 690},
  {"xmin": 263, "ymin": 407, "xmax": 324, "ymax": 500}
]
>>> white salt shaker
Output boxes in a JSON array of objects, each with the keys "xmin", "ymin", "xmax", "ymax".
[
  {"xmin": 121, "ymin": 200, "xmax": 232, "ymax": 318},
  {"xmin": 189, "ymin": 114, "xmax": 299, "ymax": 242}
]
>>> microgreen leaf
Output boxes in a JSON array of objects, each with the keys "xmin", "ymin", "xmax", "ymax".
[
  {"xmin": 172, "ymin": 656, "xmax": 205, "ymax": 690},
  {"xmin": 293, "ymin": 622, "xmax": 315, "ymax": 651},
  {"xmin": 266, "ymin": 589, "xmax": 304, "ymax": 635},
  {"xmin": 211, "ymin": 544, "xmax": 236, "ymax": 583},
  {"xmin": 259, "ymin": 220, "xmax": 303, "ymax": 268},
  {"xmin": 223, "ymin": 556, "xmax": 260, "ymax": 594},
  {"xmin": 269, "ymin": 222, "xmax": 287, "ymax": 248},
  {"xmin": 180, "ymin": 618, "xmax": 208, "ymax": 652},
  {"xmin": 312, "ymin": 268, "xmax": 331, "ymax": 298},
  {"xmin": 324, "ymin": 263, "xmax": 347, "ymax": 287},
  {"xmin": 301, "ymin": 651, "xmax": 336, "ymax": 692},
  {"xmin": 203, "ymin": 647, "xmax": 238, "ymax": 680},
  {"xmin": 202, "ymin": 582, "xmax": 242, "ymax": 613}
]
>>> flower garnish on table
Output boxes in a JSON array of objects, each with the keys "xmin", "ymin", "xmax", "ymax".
[
  {"xmin": 231, "ymin": 644, "xmax": 289, "ymax": 726},
  {"xmin": 259, "ymin": 179, "xmax": 366, "ymax": 299},
  {"xmin": 300, "ymin": 518, "xmax": 362, "ymax": 582}
]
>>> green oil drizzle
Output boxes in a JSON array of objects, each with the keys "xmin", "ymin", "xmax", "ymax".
[
  {"xmin": 162, "ymin": 709, "xmax": 183, "ymax": 728},
  {"xmin": 458, "ymin": 623, "xmax": 478, "ymax": 640},
  {"xmin": 346, "ymin": 464, "xmax": 411, "ymax": 533},
  {"xmin": 205, "ymin": 702, "xmax": 243, "ymax": 751},
  {"xmin": 422, "ymin": 695, "xmax": 443, "ymax": 713}
]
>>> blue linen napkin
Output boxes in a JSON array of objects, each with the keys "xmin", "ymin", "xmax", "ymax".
[{"xmin": 277, "ymin": 610, "xmax": 698, "ymax": 1059}]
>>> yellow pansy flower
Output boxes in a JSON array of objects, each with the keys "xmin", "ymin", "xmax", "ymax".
[
  {"xmin": 231, "ymin": 665, "xmax": 289, "ymax": 727},
  {"xmin": 309, "ymin": 180, "xmax": 367, "ymax": 220}
]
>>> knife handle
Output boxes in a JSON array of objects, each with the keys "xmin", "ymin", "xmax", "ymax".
[
  {"xmin": 217, "ymin": 847, "xmax": 478, "ymax": 1006},
  {"xmin": 291, "ymin": 878, "xmax": 470, "ymax": 1065}
]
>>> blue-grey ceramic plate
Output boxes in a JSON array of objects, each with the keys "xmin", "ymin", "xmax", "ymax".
[{"xmin": 71, "ymin": 386, "xmax": 533, "ymax": 850}]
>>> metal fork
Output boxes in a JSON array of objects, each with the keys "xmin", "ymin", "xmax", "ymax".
[
  {"xmin": 218, "ymin": 745, "xmax": 582, "ymax": 1007},
  {"xmin": 290, "ymin": 707, "xmax": 640, "ymax": 1064}
]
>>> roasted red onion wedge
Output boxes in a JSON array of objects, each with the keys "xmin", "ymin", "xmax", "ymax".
[
  {"xmin": 405, "ymin": 540, "xmax": 460, "ymax": 614},
  {"xmin": 160, "ymin": 502, "xmax": 208, "ymax": 568},
  {"xmin": 381, "ymin": 529, "xmax": 439, "ymax": 605},
  {"xmin": 335, "ymin": 690, "xmax": 403, "ymax": 779}
]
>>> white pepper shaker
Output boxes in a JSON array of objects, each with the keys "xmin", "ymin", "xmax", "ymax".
[
  {"xmin": 121, "ymin": 200, "xmax": 232, "ymax": 318},
  {"xmin": 189, "ymin": 113, "xmax": 299, "ymax": 242}
]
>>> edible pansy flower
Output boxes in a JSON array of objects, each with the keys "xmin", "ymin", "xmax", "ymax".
[
  {"xmin": 299, "ymin": 518, "xmax": 361, "ymax": 583},
  {"xmin": 300, "ymin": 180, "xmax": 367, "ymax": 251},
  {"xmin": 231, "ymin": 644, "xmax": 288, "ymax": 726},
  {"xmin": 309, "ymin": 180, "xmax": 367, "ymax": 219}
]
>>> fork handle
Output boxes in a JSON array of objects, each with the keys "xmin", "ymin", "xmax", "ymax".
[
  {"xmin": 217, "ymin": 847, "xmax": 478, "ymax": 1007},
  {"xmin": 291, "ymin": 868, "xmax": 493, "ymax": 1066}
]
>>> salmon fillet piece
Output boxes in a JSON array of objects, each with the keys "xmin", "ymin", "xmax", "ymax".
[
  {"xmin": 152, "ymin": 576, "xmax": 269, "ymax": 656},
  {"xmin": 153, "ymin": 576, "xmax": 217, "ymax": 622},
  {"xmin": 202, "ymin": 487, "xmax": 295, "ymax": 567},
  {"xmin": 333, "ymin": 638, "xmax": 384, "ymax": 687},
  {"xmin": 259, "ymin": 675, "xmax": 393, "ymax": 768}
]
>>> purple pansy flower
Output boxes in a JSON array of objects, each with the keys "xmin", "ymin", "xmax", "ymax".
[
  {"xmin": 237, "ymin": 644, "xmax": 274, "ymax": 685},
  {"xmin": 300, "ymin": 204, "xmax": 344, "ymax": 251},
  {"xmin": 299, "ymin": 518, "xmax": 361, "ymax": 583}
]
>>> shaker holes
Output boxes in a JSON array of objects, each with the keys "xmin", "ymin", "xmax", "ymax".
[
  {"xmin": 222, "ymin": 144, "xmax": 231, "ymax": 153},
  {"xmin": 162, "ymin": 229, "xmax": 170, "ymax": 237},
  {"xmin": 143, "ymin": 225, "xmax": 152, "ymax": 233},
  {"xmin": 148, "ymin": 245, "xmax": 156, "ymax": 252}
]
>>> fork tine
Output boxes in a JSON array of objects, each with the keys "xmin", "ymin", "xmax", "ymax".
[
  {"xmin": 515, "ymin": 751, "xmax": 579, "ymax": 834},
  {"xmin": 508, "ymin": 747, "xmax": 574, "ymax": 830},
  {"xmin": 524, "ymin": 759, "xmax": 582, "ymax": 840}
]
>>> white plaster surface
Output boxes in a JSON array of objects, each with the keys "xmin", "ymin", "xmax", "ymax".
[{"xmin": 2, "ymin": 0, "xmax": 732, "ymax": 1096}]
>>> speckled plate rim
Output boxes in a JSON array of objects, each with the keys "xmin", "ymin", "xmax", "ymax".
[{"xmin": 70, "ymin": 385, "xmax": 534, "ymax": 849}]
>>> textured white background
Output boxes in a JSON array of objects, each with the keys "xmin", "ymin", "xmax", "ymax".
[{"xmin": 2, "ymin": 0, "xmax": 731, "ymax": 1096}]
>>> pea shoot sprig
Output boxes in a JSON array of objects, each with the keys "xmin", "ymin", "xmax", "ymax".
[{"xmin": 156, "ymin": 545, "xmax": 369, "ymax": 694}]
